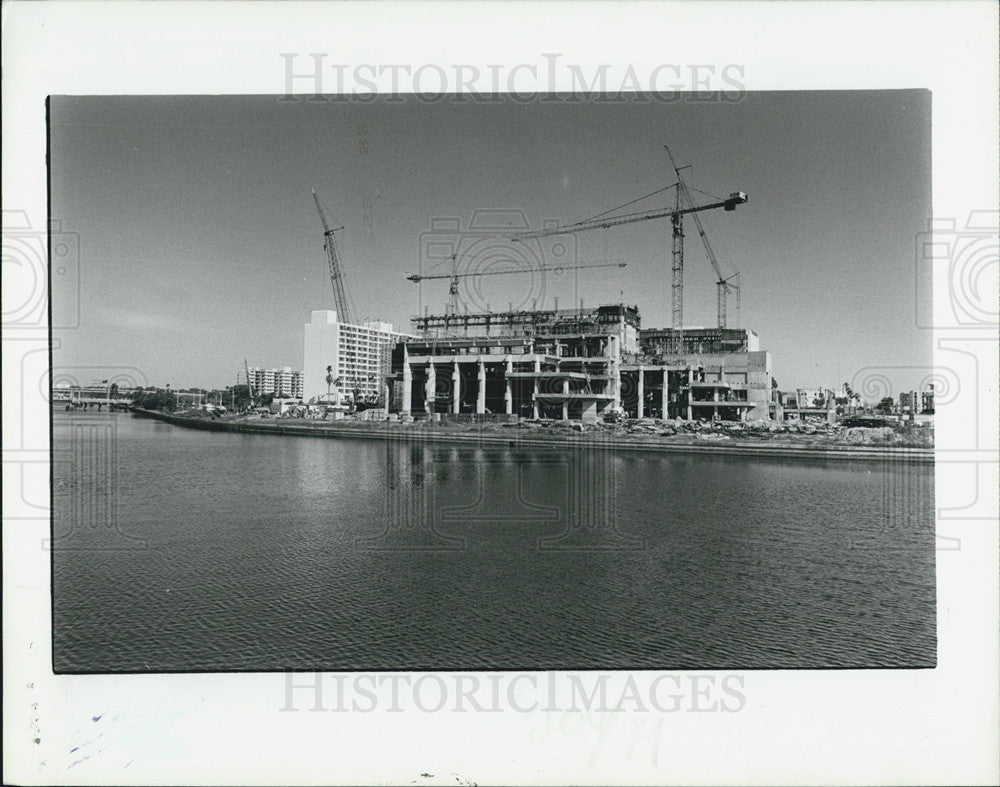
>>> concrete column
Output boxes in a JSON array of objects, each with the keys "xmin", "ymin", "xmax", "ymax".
[
  {"xmin": 637, "ymin": 368, "xmax": 644, "ymax": 419},
  {"xmin": 426, "ymin": 363, "xmax": 436, "ymax": 414},
  {"xmin": 401, "ymin": 350, "xmax": 412, "ymax": 414},
  {"xmin": 477, "ymin": 359, "xmax": 486, "ymax": 415},
  {"xmin": 713, "ymin": 386, "xmax": 719, "ymax": 422},
  {"xmin": 452, "ymin": 361, "xmax": 460, "ymax": 414},
  {"xmin": 686, "ymin": 368, "xmax": 693, "ymax": 420},
  {"xmin": 609, "ymin": 336, "xmax": 621, "ymax": 412},
  {"xmin": 661, "ymin": 370, "xmax": 669, "ymax": 420},
  {"xmin": 532, "ymin": 357, "xmax": 540, "ymax": 419},
  {"xmin": 562, "ymin": 378, "xmax": 569, "ymax": 421},
  {"xmin": 504, "ymin": 357, "xmax": 513, "ymax": 415}
]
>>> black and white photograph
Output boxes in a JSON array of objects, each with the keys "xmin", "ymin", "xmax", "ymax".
[
  {"xmin": 48, "ymin": 91, "xmax": 937, "ymax": 673},
  {"xmin": 3, "ymin": 2, "xmax": 998, "ymax": 785}
]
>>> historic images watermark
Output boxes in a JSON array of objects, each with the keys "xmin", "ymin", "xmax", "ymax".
[
  {"xmin": 280, "ymin": 670, "xmax": 746, "ymax": 714},
  {"xmin": 279, "ymin": 53, "xmax": 747, "ymax": 103}
]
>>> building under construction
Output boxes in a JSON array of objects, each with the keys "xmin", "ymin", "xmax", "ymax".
[
  {"xmin": 389, "ymin": 304, "xmax": 772, "ymax": 422},
  {"xmin": 313, "ymin": 146, "xmax": 774, "ymax": 421}
]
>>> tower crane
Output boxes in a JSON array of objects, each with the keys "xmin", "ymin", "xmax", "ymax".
[
  {"xmin": 311, "ymin": 189, "xmax": 353, "ymax": 324},
  {"xmin": 406, "ymin": 258, "xmax": 628, "ymax": 316},
  {"xmin": 512, "ymin": 149, "xmax": 747, "ymax": 329},
  {"xmin": 664, "ymin": 146, "xmax": 740, "ymax": 328}
]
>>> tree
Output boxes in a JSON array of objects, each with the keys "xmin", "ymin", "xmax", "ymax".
[
  {"xmin": 109, "ymin": 382, "xmax": 119, "ymax": 399},
  {"xmin": 325, "ymin": 365, "xmax": 334, "ymax": 395},
  {"xmin": 132, "ymin": 388, "xmax": 178, "ymax": 412},
  {"xmin": 226, "ymin": 384, "xmax": 252, "ymax": 410},
  {"xmin": 876, "ymin": 396, "xmax": 895, "ymax": 414}
]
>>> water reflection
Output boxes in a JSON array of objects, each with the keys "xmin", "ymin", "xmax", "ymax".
[{"xmin": 52, "ymin": 411, "xmax": 935, "ymax": 671}]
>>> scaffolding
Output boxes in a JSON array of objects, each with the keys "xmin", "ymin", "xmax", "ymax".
[{"xmin": 411, "ymin": 303, "xmax": 640, "ymax": 339}]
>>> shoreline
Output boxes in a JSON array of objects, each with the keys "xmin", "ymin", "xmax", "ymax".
[{"xmin": 130, "ymin": 408, "xmax": 934, "ymax": 463}]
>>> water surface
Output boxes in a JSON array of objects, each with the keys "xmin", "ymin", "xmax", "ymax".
[{"xmin": 52, "ymin": 410, "xmax": 935, "ymax": 671}]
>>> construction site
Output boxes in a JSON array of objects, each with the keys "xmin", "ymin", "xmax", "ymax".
[{"xmin": 307, "ymin": 146, "xmax": 775, "ymax": 424}]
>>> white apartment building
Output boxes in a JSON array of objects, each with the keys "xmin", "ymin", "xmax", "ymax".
[
  {"xmin": 302, "ymin": 310, "xmax": 411, "ymax": 404},
  {"xmin": 247, "ymin": 366, "xmax": 304, "ymax": 399}
]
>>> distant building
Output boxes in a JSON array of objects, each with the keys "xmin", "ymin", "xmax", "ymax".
[
  {"xmin": 921, "ymin": 388, "xmax": 935, "ymax": 414},
  {"xmin": 247, "ymin": 366, "xmax": 304, "ymax": 400},
  {"xmin": 302, "ymin": 310, "xmax": 412, "ymax": 404},
  {"xmin": 899, "ymin": 390, "xmax": 920, "ymax": 414},
  {"xmin": 774, "ymin": 387, "xmax": 836, "ymax": 422},
  {"xmin": 795, "ymin": 387, "xmax": 834, "ymax": 409}
]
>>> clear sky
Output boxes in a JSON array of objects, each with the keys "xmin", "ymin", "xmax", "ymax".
[{"xmin": 49, "ymin": 91, "xmax": 931, "ymax": 393}]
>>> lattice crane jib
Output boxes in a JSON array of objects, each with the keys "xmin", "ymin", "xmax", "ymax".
[{"xmin": 311, "ymin": 189, "xmax": 352, "ymax": 325}]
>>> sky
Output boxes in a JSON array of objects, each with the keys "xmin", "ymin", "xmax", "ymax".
[{"xmin": 49, "ymin": 91, "xmax": 932, "ymax": 393}]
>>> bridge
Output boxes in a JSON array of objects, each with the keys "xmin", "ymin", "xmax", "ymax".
[
  {"xmin": 53, "ymin": 386, "xmax": 207, "ymax": 411},
  {"xmin": 53, "ymin": 388, "xmax": 132, "ymax": 411}
]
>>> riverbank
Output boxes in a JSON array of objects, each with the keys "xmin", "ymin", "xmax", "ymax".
[{"xmin": 131, "ymin": 408, "xmax": 934, "ymax": 462}]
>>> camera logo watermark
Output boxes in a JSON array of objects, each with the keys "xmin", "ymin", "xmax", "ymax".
[
  {"xmin": 2, "ymin": 210, "xmax": 81, "ymax": 330},
  {"xmin": 356, "ymin": 442, "xmax": 643, "ymax": 552},
  {"xmin": 45, "ymin": 366, "xmax": 152, "ymax": 551},
  {"xmin": 49, "ymin": 413, "xmax": 149, "ymax": 552},
  {"xmin": 914, "ymin": 210, "xmax": 999, "ymax": 330},
  {"xmin": 417, "ymin": 210, "xmax": 577, "ymax": 315},
  {"xmin": 847, "ymin": 365, "xmax": 947, "ymax": 551}
]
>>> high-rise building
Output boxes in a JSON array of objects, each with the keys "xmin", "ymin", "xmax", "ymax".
[
  {"xmin": 302, "ymin": 310, "xmax": 412, "ymax": 404},
  {"xmin": 247, "ymin": 366, "xmax": 304, "ymax": 399}
]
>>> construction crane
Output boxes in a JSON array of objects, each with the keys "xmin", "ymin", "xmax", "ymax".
[
  {"xmin": 406, "ymin": 258, "xmax": 627, "ymax": 316},
  {"xmin": 665, "ymin": 146, "xmax": 740, "ymax": 328},
  {"xmin": 512, "ymin": 149, "xmax": 747, "ymax": 329},
  {"xmin": 311, "ymin": 189, "xmax": 352, "ymax": 324},
  {"xmin": 244, "ymin": 358, "xmax": 254, "ymax": 403}
]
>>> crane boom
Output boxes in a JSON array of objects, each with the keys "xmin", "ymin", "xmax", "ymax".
[
  {"xmin": 408, "ymin": 259, "xmax": 628, "ymax": 326},
  {"xmin": 405, "ymin": 259, "xmax": 626, "ymax": 282},
  {"xmin": 510, "ymin": 195, "xmax": 746, "ymax": 241},
  {"xmin": 311, "ymin": 189, "xmax": 352, "ymax": 324},
  {"xmin": 682, "ymin": 186, "xmax": 739, "ymax": 329},
  {"xmin": 512, "ymin": 147, "xmax": 747, "ymax": 329}
]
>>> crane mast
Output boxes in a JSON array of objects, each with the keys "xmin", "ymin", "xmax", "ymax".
[
  {"xmin": 311, "ymin": 189, "xmax": 352, "ymax": 325},
  {"xmin": 244, "ymin": 358, "xmax": 254, "ymax": 403},
  {"xmin": 513, "ymin": 147, "xmax": 747, "ymax": 330},
  {"xmin": 670, "ymin": 186, "xmax": 685, "ymax": 329},
  {"xmin": 666, "ymin": 146, "xmax": 740, "ymax": 329}
]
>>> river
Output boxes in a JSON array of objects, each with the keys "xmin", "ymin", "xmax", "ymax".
[{"xmin": 51, "ymin": 409, "xmax": 935, "ymax": 671}]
